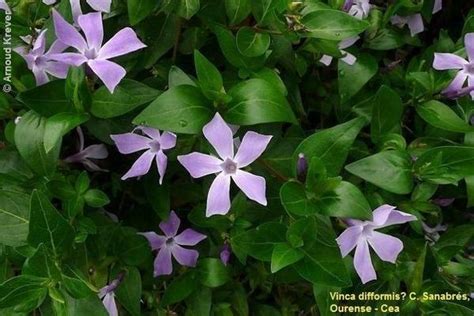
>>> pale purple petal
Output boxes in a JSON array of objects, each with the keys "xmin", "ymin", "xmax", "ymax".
[
  {"xmin": 234, "ymin": 131, "xmax": 272, "ymax": 168},
  {"xmin": 32, "ymin": 68, "xmax": 49, "ymax": 86},
  {"xmin": 154, "ymin": 247, "xmax": 173, "ymax": 276},
  {"xmin": 390, "ymin": 15, "xmax": 407, "ymax": 28},
  {"xmin": 160, "ymin": 132, "xmax": 177, "ymax": 150},
  {"xmin": 443, "ymin": 71, "xmax": 468, "ymax": 94},
  {"xmin": 353, "ymin": 239, "xmax": 376, "ymax": 284},
  {"xmin": 101, "ymin": 293, "xmax": 118, "ymax": 316},
  {"xmin": 433, "ymin": 0, "xmax": 442, "ymax": 14},
  {"xmin": 342, "ymin": 0, "xmax": 353, "ymax": 12},
  {"xmin": 319, "ymin": 55, "xmax": 333, "ymax": 66},
  {"xmin": 82, "ymin": 160, "xmax": 108, "ymax": 172},
  {"xmin": 232, "ymin": 170, "xmax": 267, "ymax": 206},
  {"xmin": 156, "ymin": 150, "xmax": 167, "ymax": 185},
  {"xmin": 407, "ymin": 14, "xmax": 424, "ymax": 37},
  {"xmin": 340, "ymin": 51, "xmax": 357, "ymax": 65},
  {"xmin": 372, "ymin": 205, "xmax": 417, "ymax": 228},
  {"xmin": 203, "ymin": 113, "xmax": 234, "ymax": 160},
  {"xmin": 43, "ymin": 0, "xmax": 57, "ymax": 5},
  {"xmin": 464, "ymin": 33, "xmax": 474, "ymax": 62},
  {"xmin": 46, "ymin": 40, "xmax": 69, "ymax": 55},
  {"xmin": 87, "ymin": 0, "xmax": 111, "ymax": 12},
  {"xmin": 77, "ymin": 12, "xmax": 103, "ymax": 51},
  {"xmin": 178, "ymin": 153, "xmax": 222, "ymax": 178},
  {"xmin": 97, "ymin": 28, "xmax": 146, "ymax": 60},
  {"xmin": 44, "ymin": 61, "xmax": 69, "ymax": 79},
  {"xmin": 0, "ymin": 0, "xmax": 11, "ymax": 13},
  {"xmin": 139, "ymin": 127, "xmax": 161, "ymax": 140},
  {"xmin": 32, "ymin": 29, "xmax": 47, "ymax": 55},
  {"xmin": 367, "ymin": 232, "xmax": 403, "ymax": 263},
  {"xmin": 174, "ymin": 229, "xmax": 207, "ymax": 246},
  {"xmin": 159, "ymin": 211, "xmax": 181, "ymax": 237},
  {"xmin": 110, "ymin": 133, "xmax": 151, "ymax": 154},
  {"xmin": 121, "ymin": 150, "xmax": 155, "ymax": 180},
  {"xmin": 70, "ymin": 0, "xmax": 82, "ymax": 23},
  {"xmin": 52, "ymin": 9, "xmax": 87, "ymax": 52},
  {"xmin": 171, "ymin": 245, "xmax": 199, "ymax": 267},
  {"xmin": 48, "ymin": 53, "xmax": 88, "ymax": 66},
  {"xmin": 336, "ymin": 225, "xmax": 363, "ymax": 257},
  {"xmin": 206, "ymin": 173, "xmax": 231, "ymax": 217},
  {"xmin": 81, "ymin": 144, "xmax": 108, "ymax": 159},
  {"xmin": 433, "ymin": 53, "xmax": 468, "ymax": 70},
  {"xmin": 339, "ymin": 36, "xmax": 359, "ymax": 50},
  {"xmin": 139, "ymin": 232, "xmax": 166, "ymax": 250},
  {"xmin": 87, "ymin": 59, "xmax": 126, "ymax": 93},
  {"xmin": 220, "ymin": 244, "xmax": 231, "ymax": 266}
]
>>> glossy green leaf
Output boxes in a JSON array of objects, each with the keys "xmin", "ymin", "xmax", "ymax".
[
  {"xmin": 115, "ymin": 267, "xmax": 142, "ymax": 316},
  {"xmin": 225, "ymin": 0, "xmax": 251, "ymax": 25},
  {"xmin": 417, "ymin": 100, "xmax": 474, "ymax": 133},
  {"xmin": 271, "ymin": 243, "xmax": 304, "ymax": 273},
  {"xmin": 236, "ymin": 27, "xmax": 271, "ymax": 57},
  {"xmin": 43, "ymin": 112, "xmax": 89, "ymax": 153},
  {"xmin": 0, "ymin": 275, "xmax": 48, "ymax": 311},
  {"xmin": 17, "ymin": 81, "xmax": 72, "ymax": 117},
  {"xmin": 0, "ymin": 189, "xmax": 30, "ymax": 247},
  {"xmin": 198, "ymin": 258, "xmax": 230, "ymax": 287},
  {"xmin": 371, "ymin": 85, "xmax": 403, "ymax": 142},
  {"xmin": 338, "ymin": 53, "xmax": 378, "ymax": 103},
  {"xmin": 127, "ymin": 0, "xmax": 156, "ymax": 25}
]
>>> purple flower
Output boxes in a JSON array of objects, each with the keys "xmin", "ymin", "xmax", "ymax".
[
  {"xmin": 111, "ymin": 127, "xmax": 176, "ymax": 184},
  {"xmin": 64, "ymin": 127, "xmax": 108, "ymax": 172},
  {"xmin": 391, "ymin": 14, "xmax": 424, "ymax": 37},
  {"xmin": 433, "ymin": 33, "xmax": 474, "ymax": 99},
  {"xmin": 70, "ymin": 0, "xmax": 111, "ymax": 24},
  {"xmin": 320, "ymin": 36, "xmax": 360, "ymax": 66},
  {"xmin": 98, "ymin": 272, "xmax": 124, "ymax": 316},
  {"xmin": 220, "ymin": 243, "xmax": 231, "ymax": 266},
  {"xmin": 50, "ymin": 10, "xmax": 146, "ymax": 93},
  {"xmin": 139, "ymin": 211, "xmax": 207, "ymax": 277},
  {"xmin": 13, "ymin": 29, "xmax": 69, "ymax": 86},
  {"xmin": 0, "ymin": 0, "xmax": 10, "ymax": 13},
  {"xmin": 343, "ymin": 0, "xmax": 371, "ymax": 20},
  {"xmin": 178, "ymin": 113, "xmax": 272, "ymax": 217},
  {"xmin": 296, "ymin": 153, "xmax": 308, "ymax": 182},
  {"xmin": 433, "ymin": 0, "xmax": 442, "ymax": 14},
  {"xmin": 336, "ymin": 205, "xmax": 417, "ymax": 284}
]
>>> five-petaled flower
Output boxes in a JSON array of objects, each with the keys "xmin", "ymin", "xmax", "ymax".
[
  {"xmin": 343, "ymin": 0, "xmax": 371, "ymax": 20},
  {"xmin": 336, "ymin": 205, "xmax": 417, "ymax": 284},
  {"xmin": 14, "ymin": 29, "xmax": 69, "ymax": 86},
  {"xmin": 50, "ymin": 10, "xmax": 146, "ymax": 93},
  {"xmin": 139, "ymin": 211, "xmax": 207, "ymax": 277},
  {"xmin": 111, "ymin": 127, "xmax": 176, "ymax": 184},
  {"xmin": 64, "ymin": 127, "xmax": 108, "ymax": 172},
  {"xmin": 433, "ymin": 33, "xmax": 474, "ymax": 99},
  {"xmin": 178, "ymin": 113, "xmax": 272, "ymax": 217}
]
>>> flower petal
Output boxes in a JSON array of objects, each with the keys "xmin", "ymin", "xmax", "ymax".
[
  {"xmin": 154, "ymin": 247, "xmax": 173, "ymax": 276},
  {"xmin": 353, "ymin": 239, "xmax": 377, "ymax": 284},
  {"xmin": 139, "ymin": 232, "xmax": 166, "ymax": 250},
  {"xmin": 407, "ymin": 14, "xmax": 424, "ymax": 37},
  {"xmin": 81, "ymin": 144, "xmax": 109, "ymax": 159},
  {"xmin": 432, "ymin": 0, "xmax": 442, "ymax": 14},
  {"xmin": 87, "ymin": 59, "xmax": 126, "ymax": 93},
  {"xmin": 156, "ymin": 150, "xmax": 167, "ymax": 185},
  {"xmin": 46, "ymin": 40, "xmax": 69, "ymax": 55},
  {"xmin": 319, "ymin": 55, "xmax": 333, "ymax": 66},
  {"xmin": 234, "ymin": 131, "xmax": 272, "ymax": 168},
  {"xmin": 177, "ymin": 152, "xmax": 222, "ymax": 178},
  {"xmin": 174, "ymin": 229, "xmax": 207, "ymax": 246},
  {"xmin": 232, "ymin": 170, "xmax": 267, "ymax": 206},
  {"xmin": 32, "ymin": 68, "xmax": 49, "ymax": 86},
  {"xmin": 159, "ymin": 211, "xmax": 180, "ymax": 237},
  {"xmin": 87, "ymin": 0, "xmax": 111, "ymax": 12},
  {"xmin": 121, "ymin": 150, "xmax": 155, "ymax": 180},
  {"xmin": 52, "ymin": 9, "xmax": 87, "ymax": 52},
  {"xmin": 339, "ymin": 36, "xmax": 359, "ymax": 50},
  {"xmin": 160, "ymin": 132, "xmax": 177, "ymax": 150},
  {"xmin": 340, "ymin": 51, "xmax": 357, "ymax": 65},
  {"xmin": 433, "ymin": 53, "xmax": 467, "ymax": 70},
  {"xmin": 171, "ymin": 245, "xmax": 199, "ymax": 267},
  {"xmin": 48, "ymin": 53, "xmax": 88, "ymax": 66},
  {"xmin": 336, "ymin": 225, "xmax": 363, "ymax": 257},
  {"xmin": 367, "ymin": 232, "xmax": 403, "ymax": 263},
  {"xmin": 110, "ymin": 133, "xmax": 150, "ymax": 154},
  {"xmin": 44, "ymin": 61, "xmax": 69, "ymax": 79},
  {"xmin": 97, "ymin": 27, "xmax": 146, "ymax": 60},
  {"xmin": 443, "ymin": 71, "xmax": 468, "ymax": 95},
  {"xmin": 77, "ymin": 12, "xmax": 103, "ymax": 51},
  {"xmin": 203, "ymin": 113, "xmax": 234, "ymax": 160},
  {"xmin": 206, "ymin": 173, "xmax": 231, "ymax": 217},
  {"xmin": 372, "ymin": 205, "xmax": 417, "ymax": 228},
  {"xmin": 139, "ymin": 127, "xmax": 161, "ymax": 140},
  {"xmin": 101, "ymin": 293, "xmax": 118, "ymax": 316},
  {"xmin": 465, "ymin": 33, "xmax": 474, "ymax": 62},
  {"xmin": 32, "ymin": 29, "xmax": 47, "ymax": 55}
]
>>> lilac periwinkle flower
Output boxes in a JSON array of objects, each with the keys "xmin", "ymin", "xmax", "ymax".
[
  {"xmin": 433, "ymin": 33, "xmax": 474, "ymax": 99},
  {"xmin": 178, "ymin": 113, "xmax": 272, "ymax": 217},
  {"xmin": 70, "ymin": 0, "xmax": 111, "ymax": 23},
  {"xmin": 50, "ymin": 10, "xmax": 146, "ymax": 93},
  {"xmin": 98, "ymin": 272, "xmax": 124, "ymax": 316},
  {"xmin": 343, "ymin": 0, "xmax": 371, "ymax": 20},
  {"xmin": 14, "ymin": 29, "xmax": 69, "ymax": 86},
  {"xmin": 111, "ymin": 127, "xmax": 176, "ymax": 184},
  {"xmin": 336, "ymin": 205, "xmax": 417, "ymax": 284},
  {"xmin": 139, "ymin": 211, "xmax": 207, "ymax": 277},
  {"xmin": 320, "ymin": 36, "xmax": 360, "ymax": 66},
  {"xmin": 391, "ymin": 14, "xmax": 424, "ymax": 37},
  {"xmin": 220, "ymin": 243, "xmax": 231, "ymax": 266},
  {"xmin": 64, "ymin": 127, "xmax": 108, "ymax": 172}
]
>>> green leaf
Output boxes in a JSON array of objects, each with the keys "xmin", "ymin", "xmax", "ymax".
[
  {"xmin": 416, "ymin": 100, "xmax": 474, "ymax": 133},
  {"xmin": 64, "ymin": 293, "xmax": 108, "ymax": 316},
  {"xmin": 23, "ymin": 244, "xmax": 61, "ymax": 280},
  {"xmin": 43, "ymin": 112, "xmax": 89, "ymax": 153},
  {"xmin": 169, "ymin": 66, "xmax": 196, "ymax": 88},
  {"xmin": 313, "ymin": 285, "xmax": 340, "ymax": 316},
  {"xmin": 114, "ymin": 227, "xmax": 150, "ymax": 266},
  {"xmin": 91, "ymin": 80, "xmax": 161, "ymax": 119},
  {"xmin": 338, "ymin": 53, "xmax": 378, "ymax": 103},
  {"xmin": 280, "ymin": 181, "xmax": 314, "ymax": 216},
  {"xmin": 194, "ymin": 50, "xmax": 224, "ymax": 99},
  {"xmin": 133, "ymin": 85, "xmax": 213, "ymax": 134},
  {"xmin": 14, "ymin": 111, "xmax": 60, "ymax": 177},
  {"xmin": 236, "ymin": 27, "xmax": 271, "ymax": 57},
  {"xmin": 176, "ymin": 0, "xmax": 200, "ymax": 19},
  {"xmin": 414, "ymin": 146, "xmax": 474, "ymax": 184},
  {"xmin": 198, "ymin": 258, "xmax": 230, "ymax": 287},
  {"xmin": 65, "ymin": 67, "xmax": 90, "ymax": 112},
  {"xmin": 294, "ymin": 117, "xmax": 366, "ymax": 176},
  {"xmin": 62, "ymin": 267, "xmax": 95, "ymax": 299},
  {"xmin": 271, "ymin": 243, "xmax": 304, "ymax": 273},
  {"xmin": 144, "ymin": 14, "xmax": 180, "ymax": 68},
  {"xmin": 371, "ymin": 86, "xmax": 403, "ymax": 142},
  {"xmin": 28, "ymin": 190, "xmax": 74, "ymax": 256},
  {"xmin": 434, "ymin": 225, "xmax": 473, "ymax": 263},
  {"xmin": 17, "ymin": 80, "xmax": 72, "ymax": 117},
  {"xmin": 225, "ymin": 0, "xmax": 251, "ymax": 25},
  {"xmin": 225, "ymin": 79, "xmax": 297, "ymax": 125},
  {"xmin": 83, "ymin": 189, "xmax": 110, "ymax": 208},
  {"xmin": 0, "ymin": 149, "xmax": 33, "ymax": 180},
  {"xmin": 0, "ymin": 275, "xmax": 48, "ymax": 311},
  {"xmin": 251, "ymin": 0, "xmax": 279, "ymax": 24},
  {"xmin": 0, "ymin": 189, "xmax": 30, "ymax": 247},
  {"xmin": 115, "ymin": 267, "xmax": 142, "ymax": 316},
  {"xmin": 185, "ymin": 287, "xmax": 212, "ymax": 315},
  {"xmin": 346, "ymin": 150, "xmax": 414, "ymax": 194},
  {"xmin": 160, "ymin": 272, "xmax": 198, "ymax": 306},
  {"xmin": 127, "ymin": 0, "xmax": 156, "ymax": 25},
  {"xmin": 301, "ymin": 9, "xmax": 369, "ymax": 40}
]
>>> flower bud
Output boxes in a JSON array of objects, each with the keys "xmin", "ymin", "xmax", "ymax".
[{"xmin": 296, "ymin": 153, "xmax": 308, "ymax": 182}]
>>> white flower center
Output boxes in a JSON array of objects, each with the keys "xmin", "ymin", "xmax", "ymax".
[
  {"xmin": 84, "ymin": 47, "xmax": 98, "ymax": 59},
  {"xmin": 148, "ymin": 140, "xmax": 161, "ymax": 153},
  {"xmin": 221, "ymin": 158, "xmax": 238, "ymax": 175}
]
